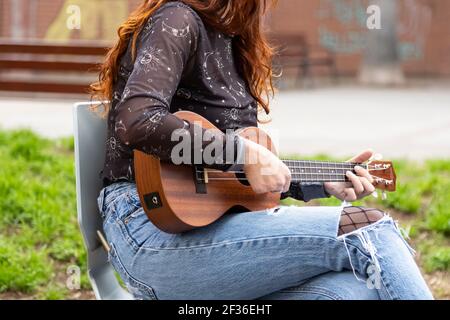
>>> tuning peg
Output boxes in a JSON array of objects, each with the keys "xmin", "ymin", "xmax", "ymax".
[
  {"xmin": 372, "ymin": 191, "xmax": 378, "ymax": 198},
  {"xmin": 381, "ymin": 191, "xmax": 387, "ymax": 200}
]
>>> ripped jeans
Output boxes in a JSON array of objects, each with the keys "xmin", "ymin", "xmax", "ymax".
[{"xmin": 97, "ymin": 182, "xmax": 433, "ymax": 300}]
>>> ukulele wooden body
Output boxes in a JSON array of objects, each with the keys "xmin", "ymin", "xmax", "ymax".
[{"xmin": 133, "ymin": 111, "xmax": 280, "ymax": 234}]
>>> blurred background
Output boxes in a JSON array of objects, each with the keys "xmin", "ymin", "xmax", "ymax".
[{"xmin": 0, "ymin": 0, "xmax": 448, "ymax": 299}]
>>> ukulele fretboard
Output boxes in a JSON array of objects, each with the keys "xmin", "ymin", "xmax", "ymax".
[{"xmin": 281, "ymin": 160, "xmax": 367, "ymax": 182}]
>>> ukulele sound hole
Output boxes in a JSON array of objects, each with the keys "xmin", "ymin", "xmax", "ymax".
[{"xmin": 235, "ymin": 171, "xmax": 250, "ymax": 186}]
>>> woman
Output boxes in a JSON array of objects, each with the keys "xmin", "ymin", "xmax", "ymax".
[{"xmin": 91, "ymin": 0, "xmax": 433, "ymax": 300}]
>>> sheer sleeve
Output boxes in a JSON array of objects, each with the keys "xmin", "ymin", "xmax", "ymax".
[
  {"xmin": 282, "ymin": 182, "xmax": 331, "ymax": 202},
  {"xmin": 114, "ymin": 4, "xmax": 240, "ymax": 170}
]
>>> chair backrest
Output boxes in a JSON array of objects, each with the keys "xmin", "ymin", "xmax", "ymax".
[{"xmin": 73, "ymin": 102, "xmax": 132, "ymax": 300}]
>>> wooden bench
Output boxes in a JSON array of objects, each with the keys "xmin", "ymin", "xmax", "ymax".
[
  {"xmin": 0, "ymin": 36, "xmax": 335, "ymax": 92},
  {"xmin": 268, "ymin": 33, "xmax": 338, "ymax": 86},
  {"xmin": 0, "ymin": 41, "xmax": 108, "ymax": 94}
]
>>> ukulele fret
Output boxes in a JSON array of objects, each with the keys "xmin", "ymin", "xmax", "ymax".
[{"xmin": 281, "ymin": 160, "xmax": 367, "ymax": 183}]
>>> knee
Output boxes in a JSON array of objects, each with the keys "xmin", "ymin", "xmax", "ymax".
[
  {"xmin": 364, "ymin": 207, "xmax": 385, "ymax": 223},
  {"xmin": 342, "ymin": 206, "xmax": 385, "ymax": 223},
  {"xmin": 339, "ymin": 206, "xmax": 386, "ymax": 235}
]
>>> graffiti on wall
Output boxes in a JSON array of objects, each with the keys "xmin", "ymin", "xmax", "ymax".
[
  {"xmin": 317, "ymin": 0, "xmax": 432, "ymax": 61},
  {"xmin": 45, "ymin": 0, "xmax": 128, "ymax": 41}
]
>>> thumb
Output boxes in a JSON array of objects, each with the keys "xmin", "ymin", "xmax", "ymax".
[{"xmin": 347, "ymin": 149, "xmax": 374, "ymax": 163}]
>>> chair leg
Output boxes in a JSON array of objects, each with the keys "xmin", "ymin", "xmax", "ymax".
[{"xmin": 87, "ymin": 246, "xmax": 133, "ymax": 300}]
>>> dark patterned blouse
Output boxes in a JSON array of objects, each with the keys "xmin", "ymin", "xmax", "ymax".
[{"xmin": 100, "ymin": 1, "xmax": 328, "ymax": 202}]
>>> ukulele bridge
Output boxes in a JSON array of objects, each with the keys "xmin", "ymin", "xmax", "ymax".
[{"xmin": 193, "ymin": 165, "xmax": 208, "ymax": 194}]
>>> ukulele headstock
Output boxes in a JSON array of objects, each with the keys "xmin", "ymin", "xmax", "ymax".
[{"xmin": 367, "ymin": 160, "xmax": 397, "ymax": 192}]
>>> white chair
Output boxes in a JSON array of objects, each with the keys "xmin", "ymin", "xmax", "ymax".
[{"xmin": 73, "ymin": 102, "xmax": 132, "ymax": 300}]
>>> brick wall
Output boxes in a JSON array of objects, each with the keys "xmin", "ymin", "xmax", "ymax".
[
  {"xmin": 1, "ymin": 0, "xmax": 449, "ymax": 76},
  {"xmin": 269, "ymin": 0, "xmax": 450, "ymax": 76}
]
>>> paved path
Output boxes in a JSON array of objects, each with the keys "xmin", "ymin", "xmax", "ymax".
[
  {"xmin": 0, "ymin": 96, "xmax": 75, "ymax": 138},
  {"xmin": 262, "ymin": 88, "xmax": 450, "ymax": 160},
  {"xmin": 1, "ymin": 87, "xmax": 449, "ymax": 160}
]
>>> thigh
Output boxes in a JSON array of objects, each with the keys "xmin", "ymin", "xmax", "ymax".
[
  {"xmin": 103, "ymin": 184, "xmax": 347, "ymax": 299},
  {"xmin": 258, "ymin": 271, "xmax": 380, "ymax": 300},
  {"xmin": 100, "ymin": 185, "xmax": 430, "ymax": 300}
]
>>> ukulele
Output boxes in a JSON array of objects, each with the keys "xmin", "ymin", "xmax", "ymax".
[{"xmin": 134, "ymin": 111, "xmax": 397, "ymax": 233}]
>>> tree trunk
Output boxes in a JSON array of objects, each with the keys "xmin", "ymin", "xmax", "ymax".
[{"xmin": 358, "ymin": 0, "xmax": 405, "ymax": 85}]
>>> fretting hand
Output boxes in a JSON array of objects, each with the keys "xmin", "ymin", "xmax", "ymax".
[{"xmin": 324, "ymin": 149, "xmax": 375, "ymax": 202}]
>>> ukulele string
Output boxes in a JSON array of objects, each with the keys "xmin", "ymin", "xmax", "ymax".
[
  {"xmin": 193, "ymin": 178, "xmax": 349, "ymax": 182},
  {"xmin": 192, "ymin": 178, "xmax": 349, "ymax": 182},
  {"xmin": 192, "ymin": 161, "xmax": 384, "ymax": 182},
  {"xmin": 194, "ymin": 167, "xmax": 381, "ymax": 175},
  {"xmin": 194, "ymin": 172, "xmax": 351, "ymax": 182},
  {"xmin": 193, "ymin": 166, "xmax": 383, "ymax": 175},
  {"xmin": 195, "ymin": 172, "xmax": 358, "ymax": 176}
]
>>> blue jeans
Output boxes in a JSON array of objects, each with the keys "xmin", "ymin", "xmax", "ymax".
[{"xmin": 97, "ymin": 182, "xmax": 433, "ymax": 300}]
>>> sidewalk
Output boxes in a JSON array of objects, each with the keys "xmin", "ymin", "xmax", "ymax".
[
  {"xmin": 1, "ymin": 87, "xmax": 449, "ymax": 160},
  {"xmin": 261, "ymin": 87, "xmax": 450, "ymax": 160},
  {"xmin": 0, "ymin": 96, "xmax": 75, "ymax": 138}
]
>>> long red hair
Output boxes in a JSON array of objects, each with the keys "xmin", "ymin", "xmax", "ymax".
[{"xmin": 90, "ymin": 0, "xmax": 278, "ymax": 119}]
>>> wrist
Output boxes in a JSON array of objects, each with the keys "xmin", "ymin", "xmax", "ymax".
[
  {"xmin": 225, "ymin": 135, "xmax": 246, "ymax": 172},
  {"xmin": 242, "ymin": 138, "xmax": 261, "ymax": 166},
  {"xmin": 323, "ymin": 182, "xmax": 333, "ymax": 197},
  {"xmin": 323, "ymin": 183, "xmax": 332, "ymax": 197}
]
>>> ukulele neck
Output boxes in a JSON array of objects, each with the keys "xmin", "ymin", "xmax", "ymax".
[{"xmin": 281, "ymin": 160, "xmax": 367, "ymax": 183}]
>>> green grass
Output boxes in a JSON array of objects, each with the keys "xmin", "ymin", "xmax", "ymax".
[
  {"xmin": 0, "ymin": 129, "xmax": 89, "ymax": 297},
  {"xmin": 282, "ymin": 154, "xmax": 450, "ymax": 278},
  {"xmin": 0, "ymin": 129, "xmax": 449, "ymax": 298}
]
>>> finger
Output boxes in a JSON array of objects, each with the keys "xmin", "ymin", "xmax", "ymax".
[
  {"xmin": 355, "ymin": 166, "xmax": 374, "ymax": 183},
  {"xmin": 347, "ymin": 149, "xmax": 374, "ymax": 163},
  {"xmin": 325, "ymin": 182, "xmax": 352, "ymax": 194},
  {"xmin": 346, "ymin": 171, "xmax": 364, "ymax": 194},
  {"xmin": 282, "ymin": 178, "xmax": 291, "ymax": 193},
  {"xmin": 274, "ymin": 179, "xmax": 286, "ymax": 193},
  {"xmin": 344, "ymin": 188, "xmax": 357, "ymax": 202},
  {"xmin": 286, "ymin": 172, "xmax": 292, "ymax": 191},
  {"xmin": 280, "ymin": 168, "xmax": 291, "ymax": 193},
  {"xmin": 343, "ymin": 181, "xmax": 353, "ymax": 189},
  {"xmin": 359, "ymin": 177, "xmax": 376, "ymax": 197},
  {"xmin": 253, "ymin": 187, "xmax": 264, "ymax": 194}
]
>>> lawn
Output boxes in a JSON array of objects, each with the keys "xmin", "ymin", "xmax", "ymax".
[{"xmin": 0, "ymin": 129, "xmax": 449, "ymax": 299}]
